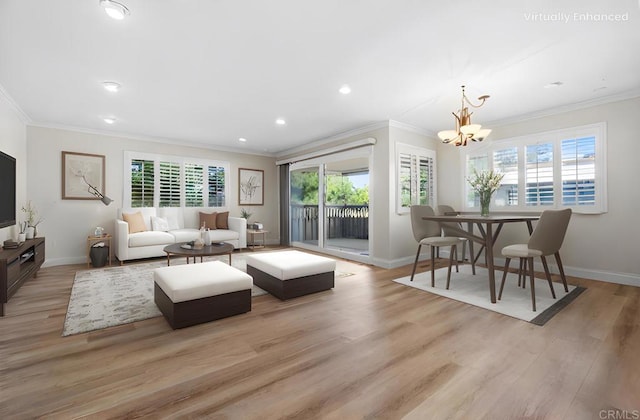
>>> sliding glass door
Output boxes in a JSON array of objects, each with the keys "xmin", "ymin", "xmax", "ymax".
[
  {"xmin": 323, "ymin": 158, "xmax": 369, "ymax": 255},
  {"xmin": 289, "ymin": 147, "xmax": 371, "ymax": 262},
  {"xmin": 290, "ymin": 166, "xmax": 320, "ymax": 247}
]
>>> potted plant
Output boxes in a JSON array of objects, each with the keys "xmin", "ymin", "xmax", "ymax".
[
  {"xmin": 240, "ymin": 208, "xmax": 252, "ymax": 222},
  {"xmin": 467, "ymin": 169, "xmax": 504, "ymax": 216},
  {"xmin": 21, "ymin": 200, "xmax": 43, "ymax": 238}
]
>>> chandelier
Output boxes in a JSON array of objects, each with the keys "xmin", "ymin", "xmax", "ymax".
[{"xmin": 437, "ymin": 85, "xmax": 491, "ymax": 146}]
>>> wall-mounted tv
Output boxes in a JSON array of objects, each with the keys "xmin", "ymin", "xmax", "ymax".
[{"xmin": 0, "ymin": 151, "xmax": 17, "ymax": 229}]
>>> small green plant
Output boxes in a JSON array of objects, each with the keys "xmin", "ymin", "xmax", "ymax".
[
  {"xmin": 240, "ymin": 208, "xmax": 252, "ymax": 221},
  {"xmin": 21, "ymin": 200, "xmax": 43, "ymax": 227}
]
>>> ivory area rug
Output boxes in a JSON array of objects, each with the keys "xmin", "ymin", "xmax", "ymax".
[
  {"xmin": 393, "ymin": 265, "xmax": 585, "ymax": 325},
  {"xmin": 63, "ymin": 253, "xmax": 354, "ymax": 336}
]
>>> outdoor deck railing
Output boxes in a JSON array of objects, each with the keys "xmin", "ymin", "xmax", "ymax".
[{"xmin": 291, "ymin": 204, "xmax": 369, "ymax": 241}]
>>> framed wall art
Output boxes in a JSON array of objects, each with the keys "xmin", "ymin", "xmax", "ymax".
[
  {"xmin": 238, "ymin": 168, "xmax": 264, "ymax": 205},
  {"xmin": 62, "ymin": 151, "xmax": 106, "ymax": 200}
]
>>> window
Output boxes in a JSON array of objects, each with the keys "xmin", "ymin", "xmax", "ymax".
[
  {"xmin": 159, "ymin": 161, "xmax": 181, "ymax": 207},
  {"xmin": 184, "ymin": 163, "xmax": 204, "ymax": 207},
  {"xmin": 208, "ymin": 166, "xmax": 226, "ymax": 207},
  {"xmin": 462, "ymin": 123, "xmax": 606, "ymax": 214},
  {"xmin": 130, "ymin": 159, "xmax": 154, "ymax": 207},
  {"xmin": 397, "ymin": 144, "xmax": 436, "ymax": 214},
  {"xmin": 124, "ymin": 152, "xmax": 230, "ymax": 208}
]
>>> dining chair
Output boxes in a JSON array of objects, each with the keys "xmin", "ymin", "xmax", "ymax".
[
  {"xmin": 437, "ymin": 204, "xmax": 476, "ymax": 274},
  {"xmin": 410, "ymin": 205, "xmax": 461, "ymax": 289},
  {"xmin": 498, "ymin": 208, "xmax": 572, "ymax": 311}
]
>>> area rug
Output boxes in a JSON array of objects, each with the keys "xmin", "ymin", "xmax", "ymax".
[
  {"xmin": 63, "ymin": 253, "xmax": 354, "ymax": 336},
  {"xmin": 393, "ymin": 265, "xmax": 585, "ymax": 325}
]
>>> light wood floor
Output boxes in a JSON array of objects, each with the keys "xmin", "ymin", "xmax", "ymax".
[{"xmin": 1, "ymin": 250, "xmax": 638, "ymax": 419}]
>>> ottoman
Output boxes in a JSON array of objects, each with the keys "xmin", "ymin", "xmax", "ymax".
[
  {"xmin": 154, "ymin": 261, "xmax": 252, "ymax": 329},
  {"xmin": 245, "ymin": 250, "xmax": 335, "ymax": 300}
]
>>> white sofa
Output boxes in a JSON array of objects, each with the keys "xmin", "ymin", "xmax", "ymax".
[{"xmin": 115, "ymin": 207, "xmax": 247, "ymax": 264}]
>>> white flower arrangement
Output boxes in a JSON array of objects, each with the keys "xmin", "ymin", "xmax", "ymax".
[{"xmin": 467, "ymin": 169, "xmax": 505, "ymax": 195}]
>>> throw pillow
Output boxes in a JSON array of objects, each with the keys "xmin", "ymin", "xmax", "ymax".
[
  {"xmin": 216, "ymin": 211, "xmax": 229, "ymax": 229},
  {"xmin": 199, "ymin": 212, "xmax": 218, "ymax": 230},
  {"xmin": 151, "ymin": 216, "xmax": 170, "ymax": 232},
  {"xmin": 123, "ymin": 212, "xmax": 146, "ymax": 234}
]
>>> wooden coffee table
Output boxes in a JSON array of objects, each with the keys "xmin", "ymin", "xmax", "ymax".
[{"xmin": 163, "ymin": 242, "xmax": 234, "ymax": 266}]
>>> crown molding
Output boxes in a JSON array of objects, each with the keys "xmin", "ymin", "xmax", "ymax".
[
  {"xmin": 27, "ymin": 121, "xmax": 277, "ymax": 157},
  {"xmin": 486, "ymin": 88, "xmax": 640, "ymax": 128},
  {"xmin": 0, "ymin": 83, "xmax": 31, "ymax": 124},
  {"xmin": 276, "ymin": 121, "xmax": 389, "ymax": 158},
  {"xmin": 388, "ymin": 120, "xmax": 436, "ymax": 138}
]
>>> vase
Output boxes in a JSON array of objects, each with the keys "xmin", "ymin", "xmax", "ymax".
[
  {"xmin": 479, "ymin": 191, "xmax": 491, "ymax": 217},
  {"xmin": 25, "ymin": 226, "xmax": 35, "ymax": 239},
  {"xmin": 18, "ymin": 233, "xmax": 26, "ymax": 243}
]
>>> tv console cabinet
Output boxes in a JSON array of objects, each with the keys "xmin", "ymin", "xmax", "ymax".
[{"xmin": 0, "ymin": 237, "xmax": 45, "ymax": 316}]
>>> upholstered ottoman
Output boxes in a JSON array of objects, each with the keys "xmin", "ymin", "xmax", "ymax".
[
  {"xmin": 154, "ymin": 261, "xmax": 252, "ymax": 329},
  {"xmin": 245, "ymin": 250, "xmax": 335, "ymax": 300}
]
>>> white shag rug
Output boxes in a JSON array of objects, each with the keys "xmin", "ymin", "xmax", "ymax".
[
  {"xmin": 63, "ymin": 253, "xmax": 353, "ymax": 336},
  {"xmin": 393, "ymin": 265, "xmax": 585, "ymax": 325}
]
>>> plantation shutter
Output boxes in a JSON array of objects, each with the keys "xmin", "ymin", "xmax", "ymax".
[
  {"xmin": 208, "ymin": 166, "xmax": 225, "ymax": 207},
  {"xmin": 184, "ymin": 163, "xmax": 204, "ymax": 207},
  {"xmin": 525, "ymin": 143, "xmax": 554, "ymax": 206},
  {"xmin": 562, "ymin": 136, "xmax": 596, "ymax": 206},
  {"xmin": 159, "ymin": 161, "xmax": 181, "ymax": 207},
  {"xmin": 130, "ymin": 159, "xmax": 154, "ymax": 207}
]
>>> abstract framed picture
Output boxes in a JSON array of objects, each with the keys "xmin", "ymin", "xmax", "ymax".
[
  {"xmin": 62, "ymin": 151, "xmax": 106, "ymax": 200},
  {"xmin": 238, "ymin": 168, "xmax": 264, "ymax": 205}
]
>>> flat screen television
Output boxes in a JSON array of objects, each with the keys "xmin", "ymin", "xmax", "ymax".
[{"xmin": 0, "ymin": 151, "xmax": 17, "ymax": 229}]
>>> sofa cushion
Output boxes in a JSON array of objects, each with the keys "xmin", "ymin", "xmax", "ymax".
[
  {"xmin": 216, "ymin": 211, "xmax": 229, "ymax": 229},
  {"xmin": 154, "ymin": 261, "xmax": 252, "ymax": 303},
  {"xmin": 245, "ymin": 251, "xmax": 336, "ymax": 280},
  {"xmin": 170, "ymin": 229, "xmax": 201, "ymax": 243},
  {"xmin": 151, "ymin": 216, "xmax": 170, "ymax": 231},
  {"xmin": 199, "ymin": 212, "xmax": 218, "ymax": 230},
  {"xmin": 208, "ymin": 229, "xmax": 239, "ymax": 243},
  {"xmin": 119, "ymin": 207, "xmax": 156, "ymax": 230},
  {"xmin": 129, "ymin": 231, "xmax": 175, "ymax": 247},
  {"xmin": 123, "ymin": 211, "xmax": 147, "ymax": 234},
  {"xmin": 158, "ymin": 207, "xmax": 183, "ymax": 230}
]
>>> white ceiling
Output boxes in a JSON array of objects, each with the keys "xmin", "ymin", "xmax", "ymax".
[{"xmin": 1, "ymin": 0, "xmax": 639, "ymax": 155}]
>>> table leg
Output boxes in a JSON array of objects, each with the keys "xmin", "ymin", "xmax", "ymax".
[
  {"xmin": 466, "ymin": 222, "xmax": 476, "ymax": 275},
  {"xmin": 526, "ymin": 220, "xmax": 534, "ymax": 234},
  {"xmin": 485, "ymin": 223, "xmax": 496, "ymax": 303},
  {"xmin": 229, "ymin": 253, "xmax": 232, "ymax": 265},
  {"xmin": 167, "ymin": 254, "xmax": 171, "ymax": 266}
]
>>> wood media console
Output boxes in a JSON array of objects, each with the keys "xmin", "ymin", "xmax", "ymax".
[{"xmin": 0, "ymin": 237, "xmax": 45, "ymax": 316}]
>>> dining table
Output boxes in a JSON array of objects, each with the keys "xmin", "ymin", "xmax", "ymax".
[{"xmin": 421, "ymin": 214, "xmax": 540, "ymax": 303}]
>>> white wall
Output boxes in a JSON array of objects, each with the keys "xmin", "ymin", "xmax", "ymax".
[
  {"xmin": 26, "ymin": 126, "xmax": 278, "ymax": 266},
  {"xmin": 437, "ymin": 97, "xmax": 640, "ymax": 285},
  {"xmin": 0, "ymin": 91, "xmax": 27, "ymax": 244},
  {"xmin": 387, "ymin": 124, "xmax": 440, "ymax": 264}
]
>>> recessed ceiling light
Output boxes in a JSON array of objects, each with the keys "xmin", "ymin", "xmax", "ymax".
[
  {"xmin": 238, "ymin": 137, "xmax": 247, "ymax": 142},
  {"xmin": 100, "ymin": 0, "xmax": 130, "ymax": 20},
  {"xmin": 102, "ymin": 81, "xmax": 121, "ymax": 92},
  {"xmin": 103, "ymin": 117, "xmax": 116, "ymax": 124},
  {"xmin": 544, "ymin": 81, "xmax": 564, "ymax": 89},
  {"xmin": 275, "ymin": 118, "xmax": 286, "ymax": 125},
  {"xmin": 339, "ymin": 84, "xmax": 351, "ymax": 95}
]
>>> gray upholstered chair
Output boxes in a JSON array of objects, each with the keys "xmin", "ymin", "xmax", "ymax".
[
  {"xmin": 437, "ymin": 204, "xmax": 476, "ymax": 274},
  {"xmin": 498, "ymin": 208, "xmax": 572, "ymax": 311},
  {"xmin": 410, "ymin": 205, "xmax": 461, "ymax": 289}
]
